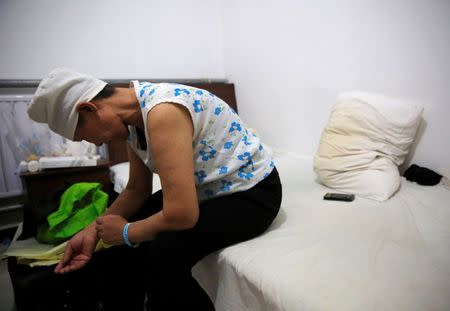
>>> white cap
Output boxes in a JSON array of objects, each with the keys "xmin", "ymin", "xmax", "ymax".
[{"xmin": 28, "ymin": 68, "xmax": 107, "ymax": 140}]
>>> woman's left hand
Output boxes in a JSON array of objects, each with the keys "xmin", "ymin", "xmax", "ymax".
[{"xmin": 95, "ymin": 215, "xmax": 128, "ymax": 245}]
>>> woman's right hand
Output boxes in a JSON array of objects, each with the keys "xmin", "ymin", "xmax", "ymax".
[{"xmin": 54, "ymin": 226, "xmax": 98, "ymax": 274}]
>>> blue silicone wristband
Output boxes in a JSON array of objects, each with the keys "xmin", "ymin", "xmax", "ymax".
[{"xmin": 123, "ymin": 223, "xmax": 139, "ymax": 248}]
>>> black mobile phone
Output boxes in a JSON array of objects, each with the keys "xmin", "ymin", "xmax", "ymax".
[{"xmin": 323, "ymin": 193, "xmax": 355, "ymax": 202}]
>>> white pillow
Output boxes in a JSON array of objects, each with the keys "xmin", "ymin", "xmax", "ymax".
[
  {"xmin": 109, "ymin": 161, "xmax": 162, "ymax": 194},
  {"xmin": 109, "ymin": 162, "xmax": 130, "ymax": 193},
  {"xmin": 313, "ymin": 91, "xmax": 423, "ymax": 201}
]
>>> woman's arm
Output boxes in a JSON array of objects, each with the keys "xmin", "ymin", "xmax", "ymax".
[
  {"xmin": 85, "ymin": 144, "xmax": 153, "ymax": 234},
  {"xmin": 106, "ymin": 144, "xmax": 153, "ymax": 218},
  {"xmin": 127, "ymin": 102, "xmax": 199, "ymax": 243},
  {"xmin": 56, "ymin": 145, "xmax": 153, "ymax": 273}
]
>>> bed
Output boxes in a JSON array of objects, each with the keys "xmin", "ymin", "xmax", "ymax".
[{"xmin": 107, "ymin": 83, "xmax": 450, "ymax": 311}]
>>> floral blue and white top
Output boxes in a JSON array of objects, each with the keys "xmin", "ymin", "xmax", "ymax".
[{"xmin": 128, "ymin": 81, "xmax": 274, "ymax": 201}]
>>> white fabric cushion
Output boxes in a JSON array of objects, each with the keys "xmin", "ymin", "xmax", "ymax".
[
  {"xmin": 313, "ymin": 92, "xmax": 423, "ymax": 201},
  {"xmin": 109, "ymin": 161, "xmax": 161, "ymax": 194},
  {"xmin": 109, "ymin": 162, "xmax": 129, "ymax": 193}
]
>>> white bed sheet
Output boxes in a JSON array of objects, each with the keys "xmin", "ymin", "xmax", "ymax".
[{"xmin": 110, "ymin": 151, "xmax": 450, "ymax": 311}]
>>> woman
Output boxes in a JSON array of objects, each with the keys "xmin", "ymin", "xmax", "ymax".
[{"xmin": 28, "ymin": 68, "xmax": 282, "ymax": 310}]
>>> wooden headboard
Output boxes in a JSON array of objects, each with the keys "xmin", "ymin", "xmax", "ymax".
[{"xmin": 108, "ymin": 82, "xmax": 237, "ymax": 165}]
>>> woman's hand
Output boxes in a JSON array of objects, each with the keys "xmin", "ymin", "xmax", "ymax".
[
  {"xmin": 95, "ymin": 215, "xmax": 128, "ymax": 245},
  {"xmin": 54, "ymin": 227, "xmax": 98, "ymax": 274}
]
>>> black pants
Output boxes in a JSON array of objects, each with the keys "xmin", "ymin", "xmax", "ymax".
[
  {"xmin": 8, "ymin": 168, "xmax": 281, "ymax": 311},
  {"xmin": 92, "ymin": 167, "xmax": 282, "ymax": 311}
]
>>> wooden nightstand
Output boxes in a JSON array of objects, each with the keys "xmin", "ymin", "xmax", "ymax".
[{"xmin": 20, "ymin": 160, "xmax": 113, "ymax": 201}]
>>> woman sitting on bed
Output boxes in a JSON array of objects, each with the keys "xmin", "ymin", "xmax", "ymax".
[{"xmin": 27, "ymin": 67, "xmax": 282, "ymax": 311}]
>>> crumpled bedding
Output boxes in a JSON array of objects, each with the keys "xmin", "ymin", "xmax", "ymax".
[{"xmin": 193, "ymin": 150, "xmax": 450, "ymax": 311}]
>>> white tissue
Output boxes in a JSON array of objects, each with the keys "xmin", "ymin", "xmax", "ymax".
[{"xmin": 39, "ymin": 155, "xmax": 100, "ymax": 169}]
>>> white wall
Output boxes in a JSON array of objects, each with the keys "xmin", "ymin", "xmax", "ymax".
[
  {"xmin": 0, "ymin": 0, "xmax": 224, "ymax": 79},
  {"xmin": 1, "ymin": 0, "xmax": 449, "ymax": 171},
  {"xmin": 221, "ymin": 0, "xmax": 450, "ymax": 172}
]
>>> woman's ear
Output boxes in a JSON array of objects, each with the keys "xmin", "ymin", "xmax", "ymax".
[{"xmin": 76, "ymin": 101, "xmax": 98, "ymax": 113}]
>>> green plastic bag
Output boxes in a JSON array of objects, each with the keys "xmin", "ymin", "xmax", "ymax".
[{"xmin": 37, "ymin": 182, "xmax": 108, "ymax": 244}]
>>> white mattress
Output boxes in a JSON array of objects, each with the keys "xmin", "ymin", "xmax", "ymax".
[{"xmin": 110, "ymin": 151, "xmax": 450, "ymax": 311}]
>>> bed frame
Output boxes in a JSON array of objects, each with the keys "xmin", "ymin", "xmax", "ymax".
[{"xmin": 107, "ymin": 82, "xmax": 237, "ymax": 165}]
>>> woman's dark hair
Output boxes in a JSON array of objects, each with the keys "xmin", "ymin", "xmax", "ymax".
[{"xmin": 92, "ymin": 84, "xmax": 116, "ymax": 101}]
